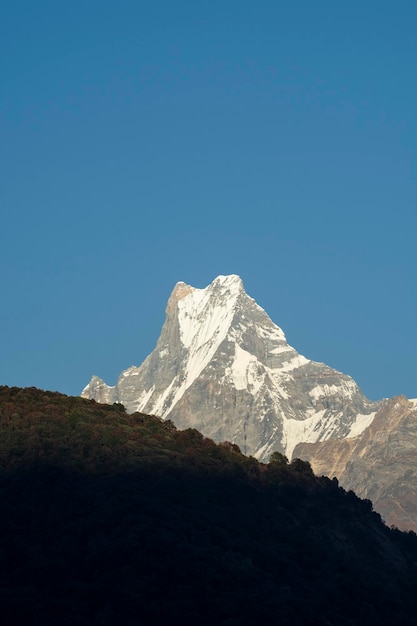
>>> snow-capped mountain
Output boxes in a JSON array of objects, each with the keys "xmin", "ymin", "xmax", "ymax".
[{"xmin": 82, "ymin": 274, "xmax": 382, "ymax": 460}]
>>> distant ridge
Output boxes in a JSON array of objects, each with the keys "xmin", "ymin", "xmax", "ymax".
[{"xmin": 294, "ymin": 395, "xmax": 417, "ymax": 532}]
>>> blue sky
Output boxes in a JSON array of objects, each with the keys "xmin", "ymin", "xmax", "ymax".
[{"xmin": 1, "ymin": 1, "xmax": 416, "ymax": 401}]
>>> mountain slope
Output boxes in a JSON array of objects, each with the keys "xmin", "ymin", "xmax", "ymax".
[
  {"xmin": 294, "ymin": 395, "xmax": 417, "ymax": 531},
  {"xmin": 1, "ymin": 385, "xmax": 417, "ymax": 626},
  {"xmin": 82, "ymin": 275, "xmax": 380, "ymax": 460}
]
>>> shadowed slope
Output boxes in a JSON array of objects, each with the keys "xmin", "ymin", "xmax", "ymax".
[{"xmin": 1, "ymin": 386, "xmax": 417, "ymax": 626}]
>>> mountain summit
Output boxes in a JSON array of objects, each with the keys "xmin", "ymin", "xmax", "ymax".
[{"xmin": 82, "ymin": 275, "xmax": 380, "ymax": 460}]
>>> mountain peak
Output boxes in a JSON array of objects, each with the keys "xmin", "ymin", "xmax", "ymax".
[
  {"xmin": 167, "ymin": 275, "xmax": 244, "ymax": 315},
  {"xmin": 166, "ymin": 282, "xmax": 195, "ymax": 313},
  {"xmin": 83, "ymin": 275, "xmax": 379, "ymax": 460},
  {"xmin": 212, "ymin": 274, "xmax": 244, "ymax": 289},
  {"xmin": 176, "ymin": 276, "xmax": 243, "ymax": 352}
]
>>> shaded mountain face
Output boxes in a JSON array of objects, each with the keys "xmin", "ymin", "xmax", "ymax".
[
  {"xmin": 82, "ymin": 275, "xmax": 380, "ymax": 460},
  {"xmin": 294, "ymin": 396, "xmax": 417, "ymax": 532},
  {"xmin": 2, "ymin": 386, "xmax": 417, "ymax": 626}
]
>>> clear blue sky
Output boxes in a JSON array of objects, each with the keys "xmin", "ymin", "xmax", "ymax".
[{"xmin": 1, "ymin": 1, "xmax": 416, "ymax": 401}]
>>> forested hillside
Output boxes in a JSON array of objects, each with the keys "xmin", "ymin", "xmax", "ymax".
[{"xmin": 1, "ymin": 386, "xmax": 416, "ymax": 625}]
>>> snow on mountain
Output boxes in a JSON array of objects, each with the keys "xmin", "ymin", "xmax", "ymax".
[{"xmin": 82, "ymin": 275, "xmax": 382, "ymax": 460}]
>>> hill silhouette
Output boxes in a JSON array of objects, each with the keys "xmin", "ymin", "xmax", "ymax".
[{"xmin": 0, "ymin": 385, "xmax": 416, "ymax": 625}]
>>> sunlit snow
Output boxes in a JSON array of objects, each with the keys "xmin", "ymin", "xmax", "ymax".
[
  {"xmin": 135, "ymin": 385, "xmax": 155, "ymax": 411},
  {"xmin": 228, "ymin": 344, "xmax": 264, "ymax": 393},
  {"xmin": 347, "ymin": 411, "xmax": 377, "ymax": 438},
  {"xmin": 309, "ymin": 380, "xmax": 357, "ymax": 401}
]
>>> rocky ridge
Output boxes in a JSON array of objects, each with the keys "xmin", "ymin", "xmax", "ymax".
[{"xmin": 294, "ymin": 396, "xmax": 417, "ymax": 531}]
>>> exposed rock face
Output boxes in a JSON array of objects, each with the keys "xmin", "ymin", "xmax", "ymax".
[
  {"xmin": 82, "ymin": 275, "xmax": 380, "ymax": 460},
  {"xmin": 294, "ymin": 396, "xmax": 417, "ymax": 532}
]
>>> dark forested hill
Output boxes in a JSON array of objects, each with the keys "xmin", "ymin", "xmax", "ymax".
[{"xmin": 0, "ymin": 386, "xmax": 416, "ymax": 625}]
